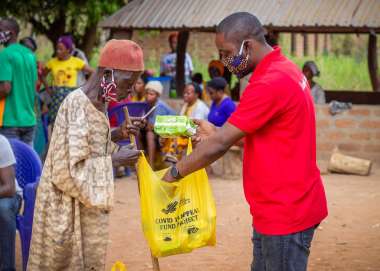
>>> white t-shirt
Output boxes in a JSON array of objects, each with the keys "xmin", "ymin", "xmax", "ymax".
[
  {"xmin": 0, "ymin": 135, "xmax": 22, "ymax": 196},
  {"xmin": 160, "ymin": 52, "xmax": 194, "ymax": 78},
  {"xmin": 180, "ymin": 99, "xmax": 210, "ymax": 120}
]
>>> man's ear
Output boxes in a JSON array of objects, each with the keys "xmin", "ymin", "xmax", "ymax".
[
  {"xmin": 102, "ymin": 68, "xmax": 114, "ymax": 83},
  {"xmin": 245, "ymin": 39, "xmax": 255, "ymax": 52}
]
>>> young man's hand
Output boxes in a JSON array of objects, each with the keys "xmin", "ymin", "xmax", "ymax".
[{"xmin": 191, "ymin": 119, "xmax": 217, "ymax": 146}]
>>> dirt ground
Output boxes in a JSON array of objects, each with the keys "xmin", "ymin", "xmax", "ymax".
[{"xmin": 16, "ymin": 166, "xmax": 380, "ymax": 271}]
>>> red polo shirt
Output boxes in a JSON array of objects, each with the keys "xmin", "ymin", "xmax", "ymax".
[{"xmin": 228, "ymin": 47, "xmax": 327, "ymax": 235}]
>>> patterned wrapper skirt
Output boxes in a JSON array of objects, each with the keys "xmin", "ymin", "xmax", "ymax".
[{"xmin": 49, "ymin": 87, "xmax": 76, "ymax": 124}]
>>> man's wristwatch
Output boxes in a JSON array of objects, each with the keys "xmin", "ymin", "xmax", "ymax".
[{"xmin": 170, "ymin": 165, "xmax": 183, "ymax": 180}]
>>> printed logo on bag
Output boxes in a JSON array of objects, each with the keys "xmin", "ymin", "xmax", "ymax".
[
  {"xmin": 163, "ymin": 236, "xmax": 172, "ymax": 242},
  {"xmin": 162, "ymin": 201, "xmax": 179, "ymax": 214},
  {"xmin": 187, "ymin": 226, "xmax": 199, "ymax": 235}
]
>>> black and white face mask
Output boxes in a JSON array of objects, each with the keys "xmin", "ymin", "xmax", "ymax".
[{"xmin": 0, "ymin": 31, "xmax": 11, "ymax": 45}]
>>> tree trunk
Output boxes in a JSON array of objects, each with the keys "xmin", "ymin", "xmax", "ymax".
[
  {"xmin": 368, "ymin": 33, "xmax": 380, "ymax": 92},
  {"xmin": 79, "ymin": 22, "xmax": 98, "ymax": 59},
  {"xmin": 328, "ymin": 150, "xmax": 372, "ymax": 176},
  {"xmin": 175, "ymin": 31, "xmax": 190, "ymax": 97}
]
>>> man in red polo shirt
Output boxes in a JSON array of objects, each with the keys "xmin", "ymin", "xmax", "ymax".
[{"xmin": 163, "ymin": 12, "xmax": 328, "ymax": 271}]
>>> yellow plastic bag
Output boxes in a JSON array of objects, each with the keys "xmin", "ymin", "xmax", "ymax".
[
  {"xmin": 137, "ymin": 141, "xmax": 216, "ymax": 257},
  {"xmin": 111, "ymin": 261, "xmax": 127, "ymax": 271}
]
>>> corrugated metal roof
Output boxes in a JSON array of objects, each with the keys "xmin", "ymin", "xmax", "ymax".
[{"xmin": 100, "ymin": 0, "xmax": 380, "ymax": 32}]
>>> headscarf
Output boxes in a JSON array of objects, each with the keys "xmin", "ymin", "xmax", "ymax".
[
  {"xmin": 57, "ymin": 35, "xmax": 73, "ymax": 52},
  {"xmin": 145, "ymin": 80, "xmax": 163, "ymax": 96},
  {"xmin": 98, "ymin": 39, "xmax": 144, "ymax": 71},
  {"xmin": 168, "ymin": 32, "xmax": 178, "ymax": 43},
  {"xmin": 208, "ymin": 60, "xmax": 225, "ymax": 76}
]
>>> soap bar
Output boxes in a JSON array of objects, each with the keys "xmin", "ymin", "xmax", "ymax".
[{"xmin": 154, "ymin": 115, "xmax": 196, "ymax": 138}]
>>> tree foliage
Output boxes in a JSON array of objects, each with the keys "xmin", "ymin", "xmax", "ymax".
[{"xmin": 1, "ymin": 0, "xmax": 125, "ymax": 56}]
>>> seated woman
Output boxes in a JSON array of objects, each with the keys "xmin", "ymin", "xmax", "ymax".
[
  {"xmin": 168, "ymin": 83, "xmax": 210, "ymax": 161},
  {"xmin": 207, "ymin": 77, "xmax": 236, "ymax": 127},
  {"xmin": 131, "ymin": 72, "xmax": 148, "ymax": 102},
  {"xmin": 180, "ymin": 82, "xmax": 209, "ymax": 119}
]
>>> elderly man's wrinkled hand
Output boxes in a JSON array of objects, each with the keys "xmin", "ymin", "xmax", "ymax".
[
  {"xmin": 112, "ymin": 145, "xmax": 140, "ymax": 167},
  {"xmin": 120, "ymin": 117, "xmax": 147, "ymax": 138}
]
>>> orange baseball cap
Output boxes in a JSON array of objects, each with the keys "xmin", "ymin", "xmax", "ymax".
[{"xmin": 99, "ymin": 39, "xmax": 144, "ymax": 71}]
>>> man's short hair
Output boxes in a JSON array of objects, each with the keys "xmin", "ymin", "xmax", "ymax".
[
  {"xmin": 216, "ymin": 12, "xmax": 266, "ymax": 45},
  {"xmin": 1, "ymin": 18, "xmax": 20, "ymax": 36}
]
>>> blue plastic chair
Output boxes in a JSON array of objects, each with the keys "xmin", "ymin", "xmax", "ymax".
[
  {"xmin": 108, "ymin": 102, "xmax": 150, "ymax": 177},
  {"xmin": 9, "ymin": 139, "xmax": 42, "ymax": 271}
]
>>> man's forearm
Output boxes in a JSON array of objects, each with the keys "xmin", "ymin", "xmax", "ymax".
[{"xmin": 176, "ymin": 134, "xmax": 230, "ymax": 177}]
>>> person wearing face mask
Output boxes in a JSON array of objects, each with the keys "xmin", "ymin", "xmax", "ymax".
[
  {"xmin": 44, "ymin": 35, "xmax": 94, "ymax": 125},
  {"xmin": 0, "ymin": 18, "xmax": 38, "ymax": 146},
  {"xmin": 163, "ymin": 12, "xmax": 327, "ymax": 271},
  {"xmin": 27, "ymin": 39, "xmax": 145, "ymax": 271}
]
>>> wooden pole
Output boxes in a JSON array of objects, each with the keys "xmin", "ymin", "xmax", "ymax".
[
  {"xmin": 176, "ymin": 31, "xmax": 190, "ymax": 97},
  {"xmin": 368, "ymin": 31, "xmax": 380, "ymax": 92},
  {"xmin": 303, "ymin": 33, "xmax": 309, "ymax": 56},
  {"xmin": 123, "ymin": 107, "xmax": 160, "ymax": 271},
  {"xmin": 291, "ymin": 33, "xmax": 296, "ymax": 56}
]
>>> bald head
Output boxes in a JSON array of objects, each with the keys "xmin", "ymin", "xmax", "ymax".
[{"xmin": 216, "ymin": 12, "xmax": 266, "ymax": 46}]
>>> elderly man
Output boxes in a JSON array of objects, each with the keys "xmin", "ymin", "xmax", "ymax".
[
  {"xmin": 28, "ymin": 40, "xmax": 145, "ymax": 271},
  {"xmin": 163, "ymin": 13, "xmax": 327, "ymax": 271}
]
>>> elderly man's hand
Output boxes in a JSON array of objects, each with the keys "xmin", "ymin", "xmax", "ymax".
[
  {"xmin": 112, "ymin": 145, "xmax": 140, "ymax": 167},
  {"xmin": 120, "ymin": 117, "xmax": 147, "ymax": 138},
  {"xmin": 191, "ymin": 119, "xmax": 217, "ymax": 146}
]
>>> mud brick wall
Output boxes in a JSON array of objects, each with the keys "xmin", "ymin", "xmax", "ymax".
[
  {"xmin": 132, "ymin": 31, "xmax": 218, "ymax": 69},
  {"xmin": 316, "ymin": 105, "xmax": 380, "ymax": 162},
  {"xmin": 164, "ymin": 100, "xmax": 380, "ymax": 163}
]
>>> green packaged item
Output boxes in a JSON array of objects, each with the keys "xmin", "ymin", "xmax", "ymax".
[{"xmin": 154, "ymin": 115, "xmax": 196, "ymax": 138}]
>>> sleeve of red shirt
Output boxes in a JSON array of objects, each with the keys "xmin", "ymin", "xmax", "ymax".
[{"xmin": 228, "ymin": 82, "xmax": 281, "ymax": 134}]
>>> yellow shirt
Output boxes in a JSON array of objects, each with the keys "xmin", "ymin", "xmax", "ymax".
[
  {"xmin": 131, "ymin": 95, "xmax": 146, "ymax": 102},
  {"xmin": 46, "ymin": 56, "xmax": 85, "ymax": 88}
]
